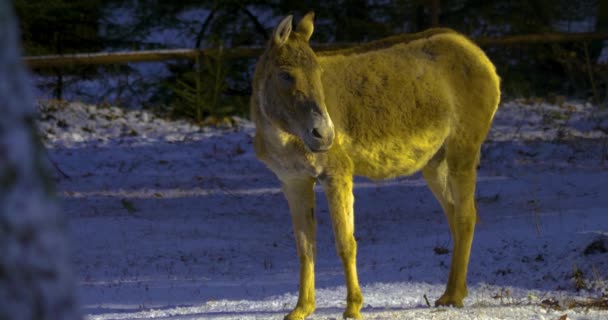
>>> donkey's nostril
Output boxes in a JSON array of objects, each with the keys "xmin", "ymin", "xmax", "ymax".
[{"xmin": 311, "ymin": 128, "xmax": 323, "ymax": 139}]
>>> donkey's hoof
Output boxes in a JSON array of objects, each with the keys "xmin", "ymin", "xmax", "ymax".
[
  {"xmin": 343, "ymin": 309, "xmax": 362, "ymax": 319},
  {"xmin": 284, "ymin": 312, "xmax": 306, "ymax": 320},
  {"xmin": 434, "ymin": 294, "xmax": 464, "ymax": 308},
  {"xmin": 284, "ymin": 305, "xmax": 314, "ymax": 320}
]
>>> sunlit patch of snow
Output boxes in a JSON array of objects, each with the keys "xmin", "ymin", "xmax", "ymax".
[
  {"xmin": 37, "ymin": 101, "xmax": 253, "ymax": 148},
  {"xmin": 488, "ymin": 100, "xmax": 608, "ymax": 142}
]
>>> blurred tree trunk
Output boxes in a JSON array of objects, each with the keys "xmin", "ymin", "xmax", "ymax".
[{"xmin": 0, "ymin": 1, "xmax": 80, "ymax": 319}]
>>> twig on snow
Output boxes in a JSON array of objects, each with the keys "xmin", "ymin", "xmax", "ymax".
[
  {"xmin": 46, "ymin": 152, "xmax": 70, "ymax": 180},
  {"xmin": 423, "ymin": 294, "xmax": 431, "ymax": 308}
]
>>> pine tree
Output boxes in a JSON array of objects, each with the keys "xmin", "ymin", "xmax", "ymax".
[{"xmin": 0, "ymin": 1, "xmax": 80, "ymax": 319}]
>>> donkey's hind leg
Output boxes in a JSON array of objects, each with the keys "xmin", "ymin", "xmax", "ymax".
[
  {"xmin": 425, "ymin": 145, "xmax": 479, "ymax": 307},
  {"xmin": 422, "ymin": 147, "xmax": 455, "ymax": 239},
  {"xmin": 421, "ymin": 147, "xmax": 460, "ymax": 306},
  {"xmin": 444, "ymin": 145, "xmax": 480, "ymax": 307}
]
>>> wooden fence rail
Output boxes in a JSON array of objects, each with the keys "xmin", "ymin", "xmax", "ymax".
[{"xmin": 23, "ymin": 31, "xmax": 608, "ymax": 69}]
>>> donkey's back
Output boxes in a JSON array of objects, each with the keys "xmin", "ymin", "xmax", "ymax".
[{"xmin": 319, "ymin": 31, "xmax": 500, "ymax": 179}]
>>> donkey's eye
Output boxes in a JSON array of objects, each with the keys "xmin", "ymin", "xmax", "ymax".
[{"xmin": 278, "ymin": 71, "xmax": 294, "ymax": 84}]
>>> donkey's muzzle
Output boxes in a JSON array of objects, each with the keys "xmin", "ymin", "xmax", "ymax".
[{"xmin": 305, "ymin": 118, "xmax": 334, "ymax": 152}]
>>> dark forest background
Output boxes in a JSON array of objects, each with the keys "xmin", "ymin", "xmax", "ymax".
[{"xmin": 14, "ymin": 0, "xmax": 608, "ymax": 121}]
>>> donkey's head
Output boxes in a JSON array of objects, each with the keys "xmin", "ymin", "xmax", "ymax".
[{"xmin": 257, "ymin": 12, "xmax": 334, "ymax": 152}]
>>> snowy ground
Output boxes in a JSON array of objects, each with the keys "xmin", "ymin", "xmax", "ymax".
[{"xmin": 38, "ymin": 99, "xmax": 608, "ymax": 319}]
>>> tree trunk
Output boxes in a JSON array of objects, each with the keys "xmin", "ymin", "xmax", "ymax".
[
  {"xmin": 599, "ymin": 0, "xmax": 608, "ymax": 31},
  {"xmin": 54, "ymin": 31, "xmax": 63, "ymax": 99},
  {"xmin": 593, "ymin": 0, "xmax": 608, "ymax": 60},
  {"xmin": 414, "ymin": 4, "xmax": 426, "ymax": 32},
  {"xmin": 429, "ymin": 0, "xmax": 440, "ymax": 27},
  {"xmin": 0, "ymin": 1, "xmax": 80, "ymax": 319}
]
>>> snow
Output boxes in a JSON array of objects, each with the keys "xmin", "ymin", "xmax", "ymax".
[{"xmin": 37, "ymin": 99, "xmax": 608, "ymax": 319}]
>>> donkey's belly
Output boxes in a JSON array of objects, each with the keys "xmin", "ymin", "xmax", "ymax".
[{"xmin": 347, "ymin": 130, "xmax": 447, "ymax": 180}]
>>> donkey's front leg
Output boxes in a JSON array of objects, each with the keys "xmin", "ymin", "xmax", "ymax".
[
  {"xmin": 282, "ymin": 177, "xmax": 317, "ymax": 320},
  {"xmin": 322, "ymin": 175, "xmax": 363, "ymax": 319}
]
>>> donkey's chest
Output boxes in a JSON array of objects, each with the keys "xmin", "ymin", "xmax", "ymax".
[
  {"xmin": 267, "ymin": 153, "xmax": 323, "ymax": 179},
  {"xmin": 254, "ymin": 135, "xmax": 325, "ymax": 180}
]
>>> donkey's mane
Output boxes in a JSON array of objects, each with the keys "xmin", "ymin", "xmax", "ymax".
[{"xmin": 316, "ymin": 28, "xmax": 458, "ymax": 57}]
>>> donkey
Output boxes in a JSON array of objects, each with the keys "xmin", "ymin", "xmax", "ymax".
[{"xmin": 251, "ymin": 12, "xmax": 500, "ymax": 320}]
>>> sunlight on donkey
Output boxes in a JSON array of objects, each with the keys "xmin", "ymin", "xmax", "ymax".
[{"xmin": 251, "ymin": 12, "xmax": 500, "ymax": 320}]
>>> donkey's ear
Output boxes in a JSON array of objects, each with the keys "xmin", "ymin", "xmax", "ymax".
[
  {"xmin": 273, "ymin": 15, "xmax": 293, "ymax": 47},
  {"xmin": 296, "ymin": 11, "xmax": 315, "ymax": 41}
]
